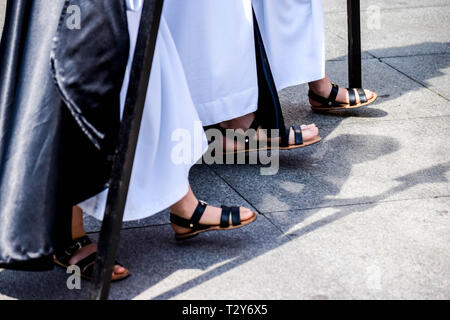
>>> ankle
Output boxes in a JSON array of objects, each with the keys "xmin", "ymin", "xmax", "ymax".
[
  {"xmin": 220, "ymin": 112, "xmax": 255, "ymax": 130},
  {"xmin": 170, "ymin": 189, "xmax": 199, "ymax": 219},
  {"xmin": 71, "ymin": 206, "xmax": 87, "ymax": 241},
  {"xmin": 309, "ymin": 78, "xmax": 332, "ymax": 96}
]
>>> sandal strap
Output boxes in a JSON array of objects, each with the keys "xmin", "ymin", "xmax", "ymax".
[
  {"xmin": 231, "ymin": 206, "xmax": 242, "ymax": 226},
  {"xmin": 282, "ymin": 125, "xmax": 303, "ymax": 147},
  {"xmin": 191, "ymin": 200, "xmax": 208, "ymax": 227},
  {"xmin": 170, "ymin": 201, "xmax": 208, "ymax": 230},
  {"xmin": 329, "ymin": 83, "xmax": 339, "ymax": 102},
  {"xmin": 221, "ymin": 206, "xmax": 242, "ymax": 227},
  {"xmin": 69, "ymin": 253, "xmax": 121, "ymax": 278},
  {"xmin": 292, "ymin": 125, "xmax": 304, "ymax": 145},
  {"xmin": 357, "ymin": 88, "xmax": 367, "ymax": 103},
  {"xmin": 308, "ymin": 83, "xmax": 341, "ymax": 108},
  {"xmin": 56, "ymin": 236, "xmax": 92, "ymax": 265},
  {"xmin": 281, "ymin": 126, "xmax": 292, "ymax": 147},
  {"xmin": 249, "ymin": 118, "xmax": 259, "ymax": 131},
  {"xmin": 75, "ymin": 252, "xmax": 97, "ymax": 275},
  {"xmin": 348, "ymin": 88, "xmax": 357, "ymax": 106},
  {"xmin": 220, "ymin": 206, "xmax": 231, "ymax": 228}
]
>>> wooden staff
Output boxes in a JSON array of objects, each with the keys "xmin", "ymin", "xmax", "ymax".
[{"xmin": 88, "ymin": 0, "xmax": 165, "ymax": 300}]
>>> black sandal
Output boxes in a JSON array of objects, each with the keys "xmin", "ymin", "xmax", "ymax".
[
  {"xmin": 210, "ymin": 117, "xmax": 321, "ymax": 155},
  {"xmin": 309, "ymin": 83, "xmax": 377, "ymax": 111},
  {"xmin": 54, "ymin": 235, "xmax": 130, "ymax": 282},
  {"xmin": 170, "ymin": 201, "xmax": 257, "ymax": 240}
]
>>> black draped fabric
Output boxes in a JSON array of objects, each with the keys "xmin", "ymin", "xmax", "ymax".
[
  {"xmin": 0, "ymin": 0, "xmax": 129, "ymax": 271},
  {"xmin": 253, "ymin": 10, "xmax": 288, "ymax": 142}
]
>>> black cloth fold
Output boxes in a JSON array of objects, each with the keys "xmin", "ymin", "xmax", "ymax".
[
  {"xmin": 0, "ymin": 0, "xmax": 129, "ymax": 271},
  {"xmin": 253, "ymin": 9, "xmax": 288, "ymax": 141}
]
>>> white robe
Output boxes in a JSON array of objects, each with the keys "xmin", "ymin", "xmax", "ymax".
[
  {"xmin": 79, "ymin": 5, "xmax": 208, "ymax": 221},
  {"xmin": 252, "ymin": 0, "xmax": 326, "ymax": 90},
  {"xmin": 163, "ymin": 0, "xmax": 259, "ymax": 126}
]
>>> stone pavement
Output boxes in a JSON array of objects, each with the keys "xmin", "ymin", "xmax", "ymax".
[{"xmin": 0, "ymin": 0, "xmax": 449, "ymax": 300}]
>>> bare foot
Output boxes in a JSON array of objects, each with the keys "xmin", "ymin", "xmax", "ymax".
[
  {"xmin": 219, "ymin": 113, "xmax": 320, "ymax": 152},
  {"xmin": 309, "ymin": 74, "xmax": 375, "ymax": 106}
]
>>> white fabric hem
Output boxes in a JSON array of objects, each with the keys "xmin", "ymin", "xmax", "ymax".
[
  {"xmin": 195, "ymin": 86, "xmax": 259, "ymax": 126},
  {"xmin": 79, "ymin": 144, "xmax": 209, "ymax": 222}
]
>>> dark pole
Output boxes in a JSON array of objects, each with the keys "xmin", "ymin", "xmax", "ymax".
[
  {"xmin": 88, "ymin": 0, "xmax": 165, "ymax": 300},
  {"xmin": 347, "ymin": 0, "xmax": 362, "ymax": 88}
]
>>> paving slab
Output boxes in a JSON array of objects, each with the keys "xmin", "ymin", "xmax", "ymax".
[
  {"xmin": 324, "ymin": 3, "xmax": 450, "ymax": 58},
  {"xmin": 211, "ymin": 116, "xmax": 450, "ymax": 213},
  {"xmin": 112, "ymin": 222, "xmax": 350, "ymax": 300},
  {"xmin": 0, "ymin": 213, "xmax": 288, "ymax": 300},
  {"xmin": 279, "ymin": 58, "xmax": 450, "ymax": 129},
  {"xmin": 382, "ymin": 54, "xmax": 450, "ymax": 100},
  {"xmin": 264, "ymin": 198, "xmax": 450, "ymax": 299}
]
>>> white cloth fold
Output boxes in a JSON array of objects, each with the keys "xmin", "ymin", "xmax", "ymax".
[
  {"xmin": 252, "ymin": 0, "xmax": 326, "ymax": 90},
  {"xmin": 80, "ymin": 9, "xmax": 208, "ymax": 221},
  {"xmin": 163, "ymin": 0, "xmax": 259, "ymax": 126}
]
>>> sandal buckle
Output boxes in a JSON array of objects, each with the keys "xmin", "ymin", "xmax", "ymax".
[{"xmin": 64, "ymin": 241, "xmax": 82, "ymax": 256}]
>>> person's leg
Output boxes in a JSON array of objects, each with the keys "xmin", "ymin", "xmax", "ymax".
[
  {"xmin": 308, "ymin": 75, "xmax": 375, "ymax": 107},
  {"xmin": 219, "ymin": 113, "xmax": 319, "ymax": 152}
]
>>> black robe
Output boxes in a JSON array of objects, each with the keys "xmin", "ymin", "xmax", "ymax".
[{"xmin": 0, "ymin": 0, "xmax": 129, "ymax": 271}]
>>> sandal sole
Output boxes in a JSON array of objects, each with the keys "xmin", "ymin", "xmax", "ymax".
[
  {"xmin": 174, "ymin": 212, "xmax": 258, "ymax": 241},
  {"xmin": 311, "ymin": 93, "xmax": 378, "ymax": 111},
  {"xmin": 220, "ymin": 136, "xmax": 322, "ymax": 155}
]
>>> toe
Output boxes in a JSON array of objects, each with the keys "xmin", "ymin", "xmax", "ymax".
[
  {"xmin": 301, "ymin": 124, "xmax": 316, "ymax": 129},
  {"xmin": 302, "ymin": 126, "xmax": 319, "ymax": 141},
  {"xmin": 365, "ymin": 89, "xmax": 375, "ymax": 100},
  {"xmin": 114, "ymin": 265, "xmax": 128, "ymax": 275},
  {"xmin": 240, "ymin": 207, "xmax": 255, "ymax": 221}
]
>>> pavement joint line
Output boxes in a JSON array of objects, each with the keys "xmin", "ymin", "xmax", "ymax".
[
  {"xmin": 86, "ymin": 223, "xmax": 170, "ymax": 235},
  {"xmin": 374, "ymin": 52, "xmax": 450, "ymax": 59},
  {"xmin": 379, "ymin": 58, "xmax": 450, "ymax": 102},
  {"xmin": 260, "ymin": 194, "xmax": 450, "ymax": 216},
  {"xmin": 327, "ymin": 57, "xmax": 377, "ymax": 62},
  {"xmin": 307, "ymin": 115, "xmax": 450, "ymax": 128},
  {"xmin": 97, "ymin": 190, "xmax": 450, "ymax": 234},
  {"xmin": 327, "ymin": 28, "xmax": 346, "ymax": 42},
  {"xmin": 321, "ymin": 114, "xmax": 450, "ymax": 128}
]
